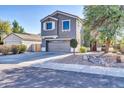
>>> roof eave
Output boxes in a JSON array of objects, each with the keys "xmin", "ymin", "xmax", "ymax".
[{"xmin": 40, "ymin": 16, "xmax": 58, "ymax": 22}]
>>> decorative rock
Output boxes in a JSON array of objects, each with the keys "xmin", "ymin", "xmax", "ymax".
[
  {"xmin": 86, "ymin": 55, "xmax": 111, "ymax": 65},
  {"xmin": 82, "ymin": 55, "xmax": 88, "ymax": 61}
]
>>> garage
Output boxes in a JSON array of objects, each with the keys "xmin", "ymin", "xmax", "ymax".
[
  {"xmin": 47, "ymin": 40, "xmax": 71, "ymax": 52},
  {"xmin": 3, "ymin": 33, "xmax": 41, "ymax": 52}
]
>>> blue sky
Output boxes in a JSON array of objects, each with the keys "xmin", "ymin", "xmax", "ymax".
[{"xmin": 0, "ymin": 5, "xmax": 83, "ymax": 34}]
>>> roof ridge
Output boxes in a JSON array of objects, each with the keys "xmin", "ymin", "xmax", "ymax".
[{"xmin": 40, "ymin": 10, "xmax": 83, "ymax": 22}]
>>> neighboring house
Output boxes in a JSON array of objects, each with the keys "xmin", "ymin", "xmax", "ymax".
[
  {"xmin": 3, "ymin": 33, "xmax": 41, "ymax": 52},
  {"xmin": 40, "ymin": 10, "xmax": 83, "ymax": 52}
]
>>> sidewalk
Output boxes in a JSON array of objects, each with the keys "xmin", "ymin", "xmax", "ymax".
[{"xmin": 33, "ymin": 62, "xmax": 124, "ymax": 78}]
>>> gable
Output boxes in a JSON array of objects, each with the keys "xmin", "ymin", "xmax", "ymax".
[
  {"xmin": 4, "ymin": 34, "xmax": 22, "ymax": 42},
  {"xmin": 52, "ymin": 12, "xmax": 76, "ymax": 20},
  {"xmin": 40, "ymin": 16, "xmax": 58, "ymax": 22},
  {"xmin": 51, "ymin": 11, "xmax": 78, "ymax": 19}
]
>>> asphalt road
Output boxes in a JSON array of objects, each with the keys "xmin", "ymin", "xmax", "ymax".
[{"xmin": 0, "ymin": 67, "xmax": 124, "ymax": 88}]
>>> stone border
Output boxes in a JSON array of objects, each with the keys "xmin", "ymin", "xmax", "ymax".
[{"xmin": 33, "ymin": 62, "xmax": 124, "ymax": 78}]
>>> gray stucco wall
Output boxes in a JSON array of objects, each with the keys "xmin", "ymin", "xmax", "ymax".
[
  {"xmin": 41, "ymin": 13, "xmax": 77, "ymax": 39},
  {"xmin": 52, "ymin": 13, "xmax": 76, "ymax": 39},
  {"xmin": 41, "ymin": 18, "xmax": 58, "ymax": 36},
  {"xmin": 75, "ymin": 19, "xmax": 83, "ymax": 52}
]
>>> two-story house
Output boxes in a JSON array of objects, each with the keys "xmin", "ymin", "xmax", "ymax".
[{"xmin": 40, "ymin": 10, "xmax": 83, "ymax": 52}]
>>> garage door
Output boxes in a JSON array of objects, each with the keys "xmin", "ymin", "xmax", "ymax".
[{"xmin": 48, "ymin": 40, "xmax": 70, "ymax": 52}]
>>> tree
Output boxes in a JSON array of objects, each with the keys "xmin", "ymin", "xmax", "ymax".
[
  {"xmin": 0, "ymin": 20, "xmax": 11, "ymax": 43},
  {"xmin": 12, "ymin": 20, "xmax": 25, "ymax": 33},
  {"xmin": 19, "ymin": 26, "xmax": 25, "ymax": 33},
  {"xmin": 12, "ymin": 20, "xmax": 20, "ymax": 33},
  {"xmin": 70, "ymin": 39, "xmax": 78, "ymax": 55},
  {"xmin": 83, "ymin": 5, "xmax": 124, "ymax": 53},
  {"xmin": 83, "ymin": 25, "xmax": 91, "ymax": 47}
]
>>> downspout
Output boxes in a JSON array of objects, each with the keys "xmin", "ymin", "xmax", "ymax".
[{"xmin": 57, "ymin": 14, "xmax": 59, "ymax": 38}]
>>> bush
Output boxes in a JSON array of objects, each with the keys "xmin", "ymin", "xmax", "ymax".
[
  {"xmin": 113, "ymin": 44, "xmax": 120, "ymax": 50},
  {"xmin": 120, "ymin": 43, "xmax": 124, "ymax": 53},
  {"xmin": 70, "ymin": 39, "xmax": 78, "ymax": 55},
  {"xmin": 1, "ymin": 46, "xmax": 10, "ymax": 55},
  {"xmin": 18, "ymin": 44, "xmax": 27, "ymax": 53},
  {"xmin": 112, "ymin": 49, "xmax": 118, "ymax": 53},
  {"xmin": 70, "ymin": 39, "xmax": 78, "ymax": 48},
  {"xmin": 0, "ymin": 41, "xmax": 3, "ymax": 45},
  {"xmin": 80, "ymin": 46, "xmax": 87, "ymax": 53},
  {"xmin": 0, "ymin": 45, "xmax": 3, "ymax": 53},
  {"xmin": 11, "ymin": 45, "xmax": 19, "ymax": 54},
  {"xmin": 119, "ymin": 38, "xmax": 124, "ymax": 53}
]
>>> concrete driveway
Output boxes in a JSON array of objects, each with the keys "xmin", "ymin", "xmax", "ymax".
[{"xmin": 0, "ymin": 52, "xmax": 67, "ymax": 64}]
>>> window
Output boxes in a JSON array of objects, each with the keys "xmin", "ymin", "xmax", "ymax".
[
  {"xmin": 43, "ymin": 21, "xmax": 55, "ymax": 31},
  {"xmin": 62, "ymin": 20, "xmax": 70, "ymax": 31},
  {"xmin": 46, "ymin": 22, "xmax": 52, "ymax": 30}
]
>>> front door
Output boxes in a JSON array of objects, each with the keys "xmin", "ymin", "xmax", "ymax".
[{"xmin": 46, "ymin": 40, "xmax": 49, "ymax": 52}]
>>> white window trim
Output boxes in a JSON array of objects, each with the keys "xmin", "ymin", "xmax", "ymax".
[
  {"xmin": 42, "ymin": 35, "xmax": 58, "ymax": 39},
  {"xmin": 44, "ymin": 21, "xmax": 55, "ymax": 31},
  {"xmin": 62, "ymin": 19, "xmax": 71, "ymax": 32}
]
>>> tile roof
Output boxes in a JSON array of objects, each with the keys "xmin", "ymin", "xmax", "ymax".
[{"xmin": 4, "ymin": 33, "xmax": 41, "ymax": 42}]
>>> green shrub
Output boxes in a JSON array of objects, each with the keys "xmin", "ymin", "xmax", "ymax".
[
  {"xmin": 113, "ymin": 44, "xmax": 120, "ymax": 50},
  {"xmin": 70, "ymin": 39, "xmax": 78, "ymax": 48},
  {"xmin": 0, "ymin": 41, "xmax": 3, "ymax": 45},
  {"xmin": 1, "ymin": 46, "xmax": 10, "ymax": 55},
  {"xmin": 112, "ymin": 49, "xmax": 118, "ymax": 53},
  {"xmin": 18, "ymin": 44, "xmax": 27, "ymax": 53},
  {"xmin": 11, "ymin": 45, "xmax": 19, "ymax": 54},
  {"xmin": 70, "ymin": 39, "xmax": 78, "ymax": 55},
  {"xmin": 0, "ymin": 45, "xmax": 3, "ymax": 53},
  {"xmin": 120, "ymin": 43, "xmax": 124, "ymax": 53},
  {"xmin": 80, "ymin": 46, "xmax": 87, "ymax": 53}
]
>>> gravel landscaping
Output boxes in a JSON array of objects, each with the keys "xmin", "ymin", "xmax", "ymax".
[{"xmin": 49, "ymin": 52, "xmax": 124, "ymax": 68}]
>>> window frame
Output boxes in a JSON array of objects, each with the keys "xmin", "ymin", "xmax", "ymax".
[{"xmin": 62, "ymin": 19, "xmax": 71, "ymax": 32}]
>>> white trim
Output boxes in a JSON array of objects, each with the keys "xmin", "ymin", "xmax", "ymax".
[
  {"xmin": 43, "ymin": 22, "xmax": 46, "ymax": 30},
  {"xmin": 42, "ymin": 47, "xmax": 46, "ymax": 51},
  {"xmin": 42, "ymin": 35, "xmax": 58, "ymax": 39},
  {"xmin": 62, "ymin": 19, "xmax": 71, "ymax": 32},
  {"xmin": 45, "ymin": 38, "xmax": 71, "ymax": 41},
  {"xmin": 51, "ymin": 11, "xmax": 77, "ymax": 19},
  {"xmin": 41, "ymin": 16, "xmax": 58, "ymax": 22}
]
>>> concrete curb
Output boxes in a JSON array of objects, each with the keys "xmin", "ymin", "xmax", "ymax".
[{"xmin": 33, "ymin": 62, "xmax": 124, "ymax": 78}]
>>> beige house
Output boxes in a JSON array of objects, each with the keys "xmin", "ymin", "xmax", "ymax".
[{"xmin": 3, "ymin": 33, "xmax": 41, "ymax": 52}]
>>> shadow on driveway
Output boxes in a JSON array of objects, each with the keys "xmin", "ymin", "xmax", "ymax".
[{"xmin": 0, "ymin": 66, "xmax": 124, "ymax": 88}]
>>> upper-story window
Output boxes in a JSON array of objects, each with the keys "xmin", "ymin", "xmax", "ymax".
[
  {"xmin": 46, "ymin": 22, "xmax": 52, "ymax": 30},
  {"xmin": 43, "ymin": 21, "xmax": 55, "ymax": 31},
  {"xmin": 62, "ymin": 20, "xmax": 70, "ymax": 31}
]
